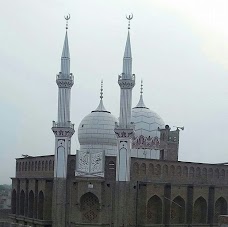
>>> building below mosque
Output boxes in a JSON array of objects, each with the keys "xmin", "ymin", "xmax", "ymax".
[{"xmin": 9, "ymin": 16, "xmax": 228, "ymax": 227}]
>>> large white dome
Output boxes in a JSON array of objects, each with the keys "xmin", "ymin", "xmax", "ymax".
[
  {"xmin": 78, "ymin": 100, "xmax": 117, "ymax": 147},
  {"xmin": 131, "ymin": 95, "xmax": 165, "ymax": 139}
]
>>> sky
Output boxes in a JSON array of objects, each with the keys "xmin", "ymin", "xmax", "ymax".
[{"xmin": 0, "ymin": 0, "xmax": 228, "ymax": 184}]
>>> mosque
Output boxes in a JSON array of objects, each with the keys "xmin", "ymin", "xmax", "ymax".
[{"xmin": 9, "ymin": 16, "xmax": 228, "ymax": 227}]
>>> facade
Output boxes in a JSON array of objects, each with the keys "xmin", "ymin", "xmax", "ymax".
[{"xmin": 9, "ymin": 17, "xmax": 228, "ymax": 227}]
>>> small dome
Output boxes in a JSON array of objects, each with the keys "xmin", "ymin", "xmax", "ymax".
[
  {"xmin": 78, "ymin": 99, "xmax": 117, "ymax": 146},
  {"xmin": 132, "ymin": 94, "xmax": 165, "ymax": 139}
]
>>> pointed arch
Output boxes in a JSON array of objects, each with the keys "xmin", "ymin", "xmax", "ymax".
[
  {"xmin": 202, "ymin": 168, "xmax": 207, "ymax": 178},
  {"xmin": 170, "ymin": 165, "xmax": 175, "ymax": 176},
  {"xmin": 193, "ymin": 197, "xmax": 207, "ymax": 223},
  {"xmin": 189, "ymin": 167, "xmax": 194, "ymax": 178},
  {"xmin": 20, "ymin": 190, "xmax": 25, "ymax": 215},
  {"xmin": 214, "ymin": 197, "xmax": 227, "ymax": 223},
  {"xmin": 133, "ymin": 162, "xmax": 139, "ymax": 175},
  {"xmin": 170, "ymin": 196, "xmax": 185, "ymax": 224},
  {"xmin": 183, "ymin": 166, "xmax": 188, "ymax": 177},
  {"xmin": 148, "ymin": 163, "xmax": 154, "ymax": 175},
  {"xmin": 80, "ymin": 192, "xmax": 99, "ymax": 223},
  {"xmin": 176, "ymin": 166, "xmax": 181, "ymax": 176},
  {"xmin": 49, "ymin": 160, "xmax": 52, "ymax": 171},
  {"xmin": 140, "ymin": 163, "xmax": 146, "ymax": 175},
  {"xmin": 11, "ymin": 189, "xmax": 16, "ymax": 214},
  {"xmin": 38, "ymin": 191, "xmax": 44, "ymax": 220},
  {"xmin": 42, "ymin": 161, "xmax": 44, "ymax": 171},
  {"xmin": 147, "ymin": 195, "xmax": 162, "ymax": 224},
  {"xmin": 28, "ymin": 190, "xmax": 34, "ymax": 218},
  {"xmin": 45, "ymin": 160, "xmax": 48, "ymax": 171},
  {"xmin": 196, "ymin": 167, "xmax": 201, "ymax": 177},
  {"xmin": 163, "ymin": 165, "xmax": 168, "ymax": 176},
  {"xmin": 155, "ymin": 164, "xmax": 161, "ymax": 176}
]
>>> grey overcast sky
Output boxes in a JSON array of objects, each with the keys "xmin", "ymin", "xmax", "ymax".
[{"xmin": 0, "ymin": 0, "xmax": 228, "ymax": 184}]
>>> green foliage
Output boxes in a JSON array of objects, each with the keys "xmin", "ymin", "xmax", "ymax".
[{"xmin": 0, "ymin": 184, "xmax": 11, "ymax": 191}]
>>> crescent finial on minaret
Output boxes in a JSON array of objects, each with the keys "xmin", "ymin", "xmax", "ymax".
[
  {"xmin": 64, "ymin": 14, "xmax": 71, "ymax": 30},
  {"xmin": 100, "ymin": 79, "xmax": 104, "ymax": 100},
  {"xmin": 126, "ymin": 13, "xmax": 133, "ymax": 30},
  {"xmin": 140, "ymin": 79, "xmax": 143, "ymax": 95}
]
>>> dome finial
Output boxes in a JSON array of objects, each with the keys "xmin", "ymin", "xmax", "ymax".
[
  {"xmin": 140, "ymin": 79, "xmax": 143, "ymax": 95},
  {"xmin": 126, "ymin": 13, "xmax": 133, "ymax": 30},
  {"xmin": 64, "ymin": 14, "xmax": 70, "ymax": 30},
  {"xmin": 100, "ymin": 79, "xmax": 103, "ymax": 100}
]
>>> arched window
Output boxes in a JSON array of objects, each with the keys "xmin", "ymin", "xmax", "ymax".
[
  {"xmin": 193, "ymin": 197, "xmax": 207, "ymax": 223},
  {"xmin": 148, "ymin": 163, "xmax": 154, "ymax": 175},
  {"xmin": 28, "ymin": 162, "xmax": 31, "ymax": 171},
  {"xmin": 25, "ymin": 162, "xmax": 27, "ymax": 171},
  {"xmin": 189, "ymin": 167, "xmax": 195, "ymax": 178},
  {"xmin": 202, "ymin": 168, "xmax": 207, "ymax": 178},
  {"xmin": 140, "ymin": 163, "xmax": 146, "ymax": 175},
  {"xmin": 16, "ymin": 163, "xmax": 19, "ymax": 172},
  {"xmin": 80, "ymin": 192, "xmax": 99, "ymax": 223},
  {"xmin": 163, "ymin": 165, "xmax": 168, "ymax": 176},
  {"xmin": 22, "ymin": 162, "xmax": 24, "ymax": 171},
  {"xmin": 170, "ymin": 165, "xmax": 175, "ymax": 177},
  {"xmin": 38, "ymin": 191, "xmax": 44, "ymax": 220},
  {"xmin": 176, "ymin": 166, "xmax": 181, "ymax": 176},
  {"xmin": 214, "ymin": 197, "xmax": 227, "ymax": 223},
  {"xmin": 209, "ymin": 168, "xmax": 213, "ymax": 178},
  {"xmin": 11, "ymin": 190, "xmax": 16, "ymax": 214},
  {"xmin": 171, "ymin": 196, "xmax": 185, "ymax": 224},
  {"xmin": 45, "ymin": 161, "xmax": 48, "ymax": 171},
  {"xmin": 133, "ymin": 162, "xmax": 139, "ymax": 175},
  {"xmin": 28, "ymin": 190, "xmax": 34, "ymax": 218},
  {"xmin": 49, "ymin": 160, "xmax": 52, "ymax": 171},
  {"xmin": 19, "ymin": 162, "xmax": 21, "ymax": 171},
  {"xmin": 147, "ymin": 195, "xmax": 162, "ymax": 224},
  {"xmin": 183, "ymin": 166, "xmax": 188, "ymax": 177},
  {"xmin": 215, "ymin": 168, "xmax": 219, "ymax": 178},
  {"xmin": 31, "ymin": 162, "xmax": 34, "ymax": 171},
  {"xmin": 35, "ymin": 161, "xmax": 37, "ymax": 171},
  {"xmin": 38, "ymin": 161, "xmax": 41, "ymax": 171},
  {"xmin": 220, "ymin": 169, "xmax": 225, "ymax": 180},
  {"xmin": 155, "ymin": 164, "xmax": 161, "ymax": 176},
  {"xmin": 20, "ymin": 190, "xmax": 25, "ymax": 216},
  {"xmin": 196, "ymin": 167, "xmax": 201, "ymax": 177},
  {"xmin": 42, "ymin": 161, "xmax": 44, "ymax": 171}
]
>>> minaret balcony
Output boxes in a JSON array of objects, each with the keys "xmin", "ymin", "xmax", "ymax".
[
  {"xmin": 52, "ymin": 121, "xmax": 75, "ymax": 137},
  {"xmin": 52, "ymin": 121, "xmax": 74, "ymax": 130},
  {"xmin": 118, "ymin": 73, "xmax": 135, "ymax": 89},
  {"xmin": 56, "ymin": 73, "xmax": 74, "ymax": 88}
]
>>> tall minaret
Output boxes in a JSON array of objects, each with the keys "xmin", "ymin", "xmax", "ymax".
[
  {"xmin": 114, "ymin": 16, "xmax": 135, "ymax": 226},
  {"xmin": 114, "ymin": 15, "xmax": 135, "ymax": 182},
  {"xmin": 51, "ymin": 15, "xmax": 75, "ymax": 227}
]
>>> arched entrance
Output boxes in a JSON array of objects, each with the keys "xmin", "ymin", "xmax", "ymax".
[
  {"xmin": 170, "ymin": 196, "xmax": 185, "ymax": 224},
  {"xmin": 20, "ymin": 190, "xmax": 25, "ymax": 215},
  {"xmin": 28, "ymin": 190, "xmax": 34, "ymax": 218},
  {"xmin": 147, "ymin": 195, "xmax": 162, "ymax": 224},
  {"xmin": 11, "ymin": 190, "xmax": 16, "ymax": 214},
  {"xmin": 193, "ymin": 197, "xmax": 207, "ymax": 223},
  {"xmin": 214, "ymin": 197, "xmax": 227, "ymax": 223},
  {"xmin": 38, "ymin": 191, "xmax": 44, "ymax": 220},
  {"xmin": 80, "ymin": 192, "xmax": 99, "ymax": 223}
]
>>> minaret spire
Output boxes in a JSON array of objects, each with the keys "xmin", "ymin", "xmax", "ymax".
[
  {"xmin": 122, "ymin": 14, "xmax": 133, "ymax": 79},
  {"xmin": 93, "ymin": 80, "xmax": 109, "ymax": 112},
  {"xmin": 52, "ymin": 15, "xmax": 75, "ymax": 227},
  {"xmin": 135, "ymin": 79, "xmax": 148, "ymax": 108},
  {"xmin": 61, "ymin": 14, "xmax": 70, "ymax": 78}
]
